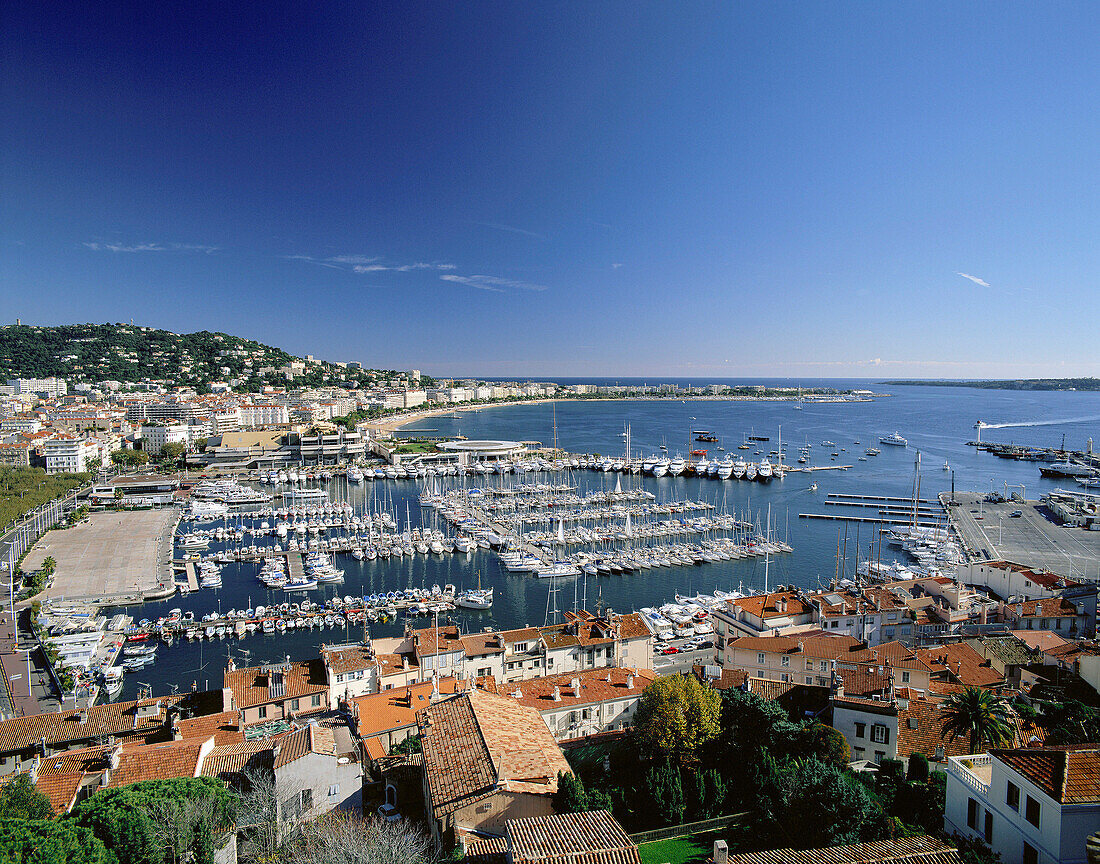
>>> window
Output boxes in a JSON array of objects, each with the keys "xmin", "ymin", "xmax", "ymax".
[
  {"xmin": 781, "ymin": 673, "xmax": 789, "ymax": 682},
  {"xmin": 816, "ymin": 676, "xmax": 827, "ymax": 686},
  {"xmin": 853, "ymin": 746, "xmax": 865, "ymax": 758},
  {"xmin": 831, "ymin": 620, "xmax": 839, "ymax": 628},
  {"xmin": 888, "ymin": 613, "xmax": 897, "ymax": 621},
  {"xmin": 874, "ymin": 750, "xmax": 885, "ymax": 763},
  {"xmin": 1022, "ymin": 842, "xmax": 1038, "ymax": 864},
  {"xmin": 854, "ymin": 722, "xmax": 866, "ymax": 739},
  {"xmin": 846, "ymin": 619, "xmax": 854, "ymax": 626},
  {"xmin": 1006, "ymin": 782, "xmax": 1020, "ymax": 811},
  {"xmin": 806, "ymin": 676, "xmax": 813, "ymax": 684},
  {"xmin": 335, "ymin": 673, "xmax": 344, "ymax": 683},
  {"xmin": 757, "ymin": 652, "xmax": 766, "ymax": 665},
  {"xmin": 901, "ymin": 671, "xmax": 910, "ymax": 683},
  {"xmin": 477, "ymin": 667, "xmax": 491, "ymax": 677},
  {"xmin": 301, "ymin": 788, "xmax": 313, "ymax": 812},
  {"xmin": 756, "ymin": 670, "xmax": 764, "ymax": 678},
  {"xmin": 819, "ymin": 660, "xmax": 828, "ymax": 672},
  {"xmin": 967, "ymin": 798, "xmax": 979, "ymax": 830},
  {"xmin": 289, "ymin": 698, "xmax": 299, "ymax": 711},
  {"xmin": 328, "ymin": 784, "xmax": 340, "ymax": 797},
  {"xmin": 258, "ymin": 705, "xmax": 268, "ymax": 719},
  {"xmin": 1025, "ymin": 795, "xmax": 1040, "ymax": 828},
  {"xmin": 871, "ymin": 724, "xmax": 889, "ymax": 744},
  {"xmin": 984, "ymin": 811, "xmax": 993, "ymax": 844},
  {"xmin": 514, "ymin": 642, "xmax": 528, "ymax": 653},
  {"xmin": 781, "ymin": 655, "xmax": 790, "ymax": 667},
  {"xmin": 806, "ymin": 660, "xmax": 813, "ymax": 670},
  {"xmin": 311, "ymin": 694, "xmax": 321, "ymax": 707}
]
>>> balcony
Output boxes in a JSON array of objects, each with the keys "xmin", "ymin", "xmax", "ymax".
[{"xmin": 947, "ymin": 754, "xmax": 991, "ymax": 796}]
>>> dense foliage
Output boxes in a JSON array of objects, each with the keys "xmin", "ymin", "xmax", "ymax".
[
  {"xmin": 0, "ymin": 775, "xmax": 54, "ymax": 820},
  {"xmin": 66, "ymin": 778, "xmax": 235, "ymax": 864},
  {"xmin": 942, "ymin": 688, "xmax": 1013, "ymax": 753},
  {"xmin": 1035, "ymin": 699, "xmax": 1100, "ymax": 744},
  {"xmin": 0, "ymin": 466, "xmax": 92, "ymax": 533},
  {"xmin": 634, "ymin": 675, "xmax": 721, "ymax": 763},
  {"xmin": 0, "ymin": 818, "xmax": 117, "ymax": 864}
]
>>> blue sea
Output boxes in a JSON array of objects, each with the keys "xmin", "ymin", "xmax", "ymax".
[{"xmin": 106, "ymin": 382, "xmax": 1100, "ymax": 701}]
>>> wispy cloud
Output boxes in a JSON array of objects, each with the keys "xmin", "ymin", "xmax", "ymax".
[
  {"xmin": 84, "ymin": 241, "xmax": 217, "ymax": 254},
  {"xmin": 611, "ymin": 262, "xmax": 623, "ymax": 269},
  {"xmin": 440, "ymin": 274, "xmax": 548, "ymax": 293},
  {"xmin": 286, "ymin": 254, "xmax": 454, "ymax": 273},
  {"xmin": 353, "ymin": 262, "xmax": 455, "ymax": 273},
  {"xmin": 957, "ymin": 272, "xmax": 991, "ymax": 288},
  {"xmin": 473, "ymin": 221, "xmax": 547, "ymax": 240}
]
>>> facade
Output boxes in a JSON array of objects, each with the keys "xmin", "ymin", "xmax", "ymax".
[
  {"xmin": 965, "ymin": 561, "xmax": 1080, "ymax": 602},
  {"xmin": 223, "ymin": 659, "xmax": 329, "ymax": 725},
  {"xmin": 8, "ymin": 378, "xmax": 67, "ymax": 397},
  {"xmin": 42, "ymin": 435, "xmax": 99, "ymax": 473},
  {"xmin": 509, "ymin": 667, "xmax": 655, "ymax": 741},
  {"xmin": 140, "ymin": 422, "xmax": 192, "ymax": 455},
  {"xmin": 272, "ymin": 724, "xmax": 361, "ymax": 825},
  {"xmin": 945, "ymin": 747, "xmax": 1100, "ymax": 864},
  {"xmin": 238, "ymin": 403, "xmax": 290, "ymax": 427}
]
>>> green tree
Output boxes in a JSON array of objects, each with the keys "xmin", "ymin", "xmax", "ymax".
[
  {"xmin": 66, "ymin": 778, "xmax": 234, "ymax": 864},
  {"xmin": 41, "ymin": 557, "xmax": 57, "ymax": 578},
  {"xmin": 0, "ymin": 774, "xmax": 53, "ymax": 820},
  {"xmin": 687, "ymin": 768, "xmax": 726, "ymax": 820},
  {"xmin": 643, "ymin": 761, "xmax": 685, "ymax": 826},
  {"xmin": 795, "ymin": 723, "xmax": 850, "ymax": 768},
  {"xmin": 159, "ymin": 442, "xmax": 187, "ymax": 463},
  {"xmin": 942, "ymin": 687, "xmax": 1013, "ymax": 753},
  {"xmin": 111, "ymin": 451, "xmax": 149, "ymax": 468},
  {"xmin": 634, "ymin": 675, "xmax": 720, "ymax": 763},
  {"xmin": 553, "ymin": 772, "xmax": 590, "ymax": 814},
  {"xmin": 759, "ymin": 758, "xmax": 886, "ymax": 849},
  {"xmin": 1037, "ymin": 699, "xmax": 1100, "ymax": 745},
  {"xmin": 907, "ymin": 752, "xmax": 930, "ymax": 782},
  {"xmin": 0, "ymin": 817, "xmax": 118, "ymax": 864}
]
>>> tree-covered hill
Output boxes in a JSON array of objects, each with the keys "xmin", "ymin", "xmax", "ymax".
[{"xmin": 882, "ymin": 378, "xmax": 1100, "ymax": 391}]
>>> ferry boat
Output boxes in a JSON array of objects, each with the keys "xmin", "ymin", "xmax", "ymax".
[{"xmin": 879, "ymin": 431, "xmax": 908, "ymax": 446}]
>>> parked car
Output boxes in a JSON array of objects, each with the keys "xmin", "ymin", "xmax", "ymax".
[
  {"xmin": 658, "ymin": 646, "xmax": 679, "ymax": 655},
  {"xmin": 1010, "ymin": 510, "xmax": 1023, "ymax": 517}
]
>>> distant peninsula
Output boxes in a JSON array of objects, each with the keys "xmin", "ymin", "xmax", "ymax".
[{"xmin": 882, "ymin": 378, "xmax": 1100, "ymax": 391}]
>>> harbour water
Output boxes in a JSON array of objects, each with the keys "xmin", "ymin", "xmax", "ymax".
[{"xmin": 104, "ymin": 382, "xmax": 1100, "ymax": 702}]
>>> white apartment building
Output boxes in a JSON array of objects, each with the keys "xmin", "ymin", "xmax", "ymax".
[
  {"xmin": 140, "ymin": 423, "xmax": 191, "ymax": 455},
  {"xmin": 8, "ymin": 377, "xmax": 67, "ymax": 397},
  {"xmin": 965, "ymin": 561, "xmax": 1079, "ymax": 602},
  {"xmin": 0, "ymin": 416, "xmax": 42, "ymax": 434},
  {"xmin": 43, "ymin": 435, "xmax": 98, "ymax": 473},
  {"xmin": 238, "ymin": 403, "xmax": 290, "ymax": 427},
  {"xmin": 945, "ymin": 746, "xmax": 1100, "ymax": 864}
]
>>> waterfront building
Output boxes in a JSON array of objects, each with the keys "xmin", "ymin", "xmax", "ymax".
[
  {"xmin": 42, "ymin": 434, "xmax": 99, "ymax": 473},
  {"xmin": 508, "ymin": 667, "xmax": 655, "ymax": 741},
  {"xmin": 222, "ymin": 658, "xmax": 328, "ymax": 725},
  {"xmin": 944, "ymin": 746, "xmax": 1100, "ymax": 864},
  {"xmin": 349, "ymin": 677, "xmax": 464, "ymax": 753}
]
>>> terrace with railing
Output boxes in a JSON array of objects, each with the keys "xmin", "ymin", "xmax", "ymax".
[{"xmin": 947, "ymin": 753, "xmax": 992, "ymax": 795}]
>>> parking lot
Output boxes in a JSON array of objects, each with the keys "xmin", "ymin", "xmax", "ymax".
[
  {"xmin": 947, "ymin": 491, "xmax": 1100, "ymax": 580},
  {"xmin": 652, "ymin": 634, "xmax": 717, "ymax": 675}
]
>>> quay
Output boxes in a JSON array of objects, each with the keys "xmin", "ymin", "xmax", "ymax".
[{"xmin": 943, "ymin": 491, "xmax": 1100, "ymax": 580}]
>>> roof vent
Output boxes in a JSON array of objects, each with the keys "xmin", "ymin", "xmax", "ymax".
[
  {"xmin": 907, "ymin": 718, "xmax": 918, "ymax": 729},
  {"xmin": 511, "ymin": 688, "xmax": 522, "ymax": 699}
]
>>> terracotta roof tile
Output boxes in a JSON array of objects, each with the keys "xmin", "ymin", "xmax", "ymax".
[
  {"xmin": 223, "ymin": 659, "xmax": 328, "ymax": 710},
  {"xmin": 726, "ymin": 835, "xmax": 962, "ymax": 864},
  {"xmin": 510, "ymin": 669, "xmax": 655, "ymax": 711},
  {"xmin": 993, "ymin": 746, "xmax": 1100, "ymax": 804},
  {"xmin": 913, "ymin": 644, "xmax": 1003, "ymax": 689},
  {"xmin": 350, "ymin": 677, "xmax": 462, "ymax": 739},
  {"xmin": 506, "ymin": 811, "xmax": 640, "ymax": 864},
  {"xmin": 200, "ymin": 739, "xmax": 273, "ymax": 780},
  {"xmin": 322, "ymin": 644, "xmax": 376, "ymax": 675}
]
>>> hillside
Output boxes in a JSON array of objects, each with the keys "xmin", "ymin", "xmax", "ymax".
[{"xmin": 882, "ymin": 378, "xmax": 1100, "ymax": 391}]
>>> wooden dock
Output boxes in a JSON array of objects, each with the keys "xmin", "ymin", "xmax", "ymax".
[
  {"xmin": 184, "ymin": 562, "xmax": 199, "ymax": 591},
  {"xmin": 798, "ymin": 513, "xmax": 946, "ymax": 528}
]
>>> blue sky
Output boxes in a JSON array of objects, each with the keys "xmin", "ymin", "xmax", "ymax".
[{"xmin": 3, "ymin": 3, "xmax": 1099, "ymax": 378}]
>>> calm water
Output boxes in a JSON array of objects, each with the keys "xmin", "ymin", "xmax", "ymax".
[{"xmin": 107, "ymin": 383, "xmax": 1100, "ymax": 701}]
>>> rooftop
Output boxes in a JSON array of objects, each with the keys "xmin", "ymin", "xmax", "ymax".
[
  {"xmin": 994, "ymin": 746, "xmax": 1100, "ymax": 804},
  {"xmin": 506, "ymin": 810, "xmax": 640, "ymax": 864},
  {"xmin": 726, "ymin": 835, "xmax": 961, "ymax": 864}
]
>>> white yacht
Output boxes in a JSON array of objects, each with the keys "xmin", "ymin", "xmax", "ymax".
[
  {"xmin": 880, "ymin": 431, "xmax": 908, "ymax": 446},
  {"xmin": 668, "ymin": 456, "xmax": 686, "ymax": 476}
]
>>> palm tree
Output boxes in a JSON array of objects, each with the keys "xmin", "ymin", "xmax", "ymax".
[
  {"xmin": 41, "ymin": 556, "xmax": 56, "ymax": 578},
  {"xmin": 942, "ymin": 686, "xmax": 1013, "ymax": 753}
]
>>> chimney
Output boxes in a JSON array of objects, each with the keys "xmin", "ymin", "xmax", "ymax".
[
  {"xmin": 627, "ymin": 675, "xmax": 634, "ymax": 689},
  {"xmin": 171, "ymin": 719, "xmax": 182, "ymax": 741},
  {"xmin": 402, "ymin": 656, "xmax": 409, "ymax": 670},
  {"xmin": 570, "ymin": 677, "xmax": 581, "ymax": 694},
  {"xmin": 714, "ymin": 840, "xmax": 729, "ymax": 864},
  {"xmin": 226, "ymin": 657, "xmax": 235, "ymax": 673},
  {"xmin": 552, "ymin": 686, "xmax": 561, "ymax": 702},
  {"xmin": 1017, "ymin": 603, "xmax": 1024, "ymax": 617},
  {"xmin": 107, "ymin": 744, "xmax": 121, "ymax": 770},
  {"xmin": 776, "ymin": 598, "xmax": 787, "ymax": 614}
]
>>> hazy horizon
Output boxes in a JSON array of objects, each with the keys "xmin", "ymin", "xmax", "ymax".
[{"xmin": 4, "ymin": 5, "xmax": 1100, "ymax": 378}]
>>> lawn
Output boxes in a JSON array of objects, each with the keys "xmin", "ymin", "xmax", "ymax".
[{"xmin": 637, "ymin": 834, "xmax": 714, "ymax": 864}]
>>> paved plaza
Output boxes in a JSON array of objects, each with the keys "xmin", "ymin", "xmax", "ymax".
[{"xmin": 23, "ymin": 508, "xmax": 179, "ymax": 603}]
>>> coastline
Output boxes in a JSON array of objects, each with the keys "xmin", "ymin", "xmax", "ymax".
[{"xmin": 366, "ymin": 393, "xmax": 888, "ymax": 437}]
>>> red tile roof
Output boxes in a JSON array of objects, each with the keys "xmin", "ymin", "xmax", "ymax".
[
  {"xmin": 726, "ymin": 835, "xmax": 961, "ymax": 864},
  {"xmin": 994, "ymin": 747, "xmax": 1100, "ymax": 804},
  {"xmin": 913, "ymin": 643, "xmax": 1004, "ymax": 688},
  {"xmin": 511, "ymin": 668, "xmax": 655, "ymax": 711},
  {"xmin": 506, "ymin": 811, "xmax": 640, "ymax": 864},
  {"xmin": 223, "ymin": 659, "xmax": 328, "ymax": 710}
]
